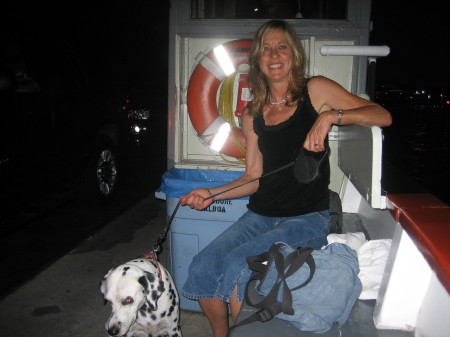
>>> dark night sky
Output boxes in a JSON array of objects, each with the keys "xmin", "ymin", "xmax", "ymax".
[
  {"xmin": 3, "ymin": 0, "xmax": 447, "ymax": 90},
  {"xmin": 370, "ymin": 0, "xmax": 449, "ymax": 88}
]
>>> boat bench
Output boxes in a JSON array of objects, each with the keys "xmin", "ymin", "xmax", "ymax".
[{"xmin": 386, "ymin": 193, "xmax": 450, "ymax": 295}]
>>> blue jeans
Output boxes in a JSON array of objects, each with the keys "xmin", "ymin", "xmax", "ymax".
[{"xmin": 181, "ymin": 209, "xmax": 331, "ymax": 303}]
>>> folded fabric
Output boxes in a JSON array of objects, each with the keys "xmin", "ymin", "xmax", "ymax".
[
  {"xmin": 325, "ymin": 232, "xmax": 392, "ymax": 300},
  {"xmin": 357, "ymin": 239, "xmax": 392, "ymax": 299},
  {"xmin": 326, "ymin": 232, "xmax": 367, "ymax": 251}
]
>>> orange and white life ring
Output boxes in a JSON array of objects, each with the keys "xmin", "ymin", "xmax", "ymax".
[{"xmin": 187, "ymin": 39, "xmax": 253, "ymax": 159}]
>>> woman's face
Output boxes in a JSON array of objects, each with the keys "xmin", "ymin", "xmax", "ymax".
[{"xmin": 259, "ymin": 28, "xmax": 293, "ymax": 84}]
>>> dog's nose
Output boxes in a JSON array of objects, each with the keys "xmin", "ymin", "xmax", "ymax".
[{"xmin": 107, "ymin": 326, "xmax": 120, "ymax": 336}]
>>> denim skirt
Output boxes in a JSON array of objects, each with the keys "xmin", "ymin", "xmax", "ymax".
[{"xmin": 181, "ymin": 209, "xmax": 330, "ymax": 303}]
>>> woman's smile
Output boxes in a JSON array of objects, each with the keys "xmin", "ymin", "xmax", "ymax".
[{"xmin": 269, "ymin": 63, "xmax": 283, "ymax": 69}]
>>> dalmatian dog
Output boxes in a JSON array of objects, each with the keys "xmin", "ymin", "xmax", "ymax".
[{"xmin": 100, "ymin": 257, "xmax": 182, "ymax": 337}]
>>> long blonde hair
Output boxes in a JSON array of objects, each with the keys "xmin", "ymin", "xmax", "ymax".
[{"xmin": 247, "ymin": 20, "xmax": 307, "ymax": 116}]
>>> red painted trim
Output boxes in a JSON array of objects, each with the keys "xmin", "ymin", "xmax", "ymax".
[{"xmin": 387, "ymin": 194, "xmax": 450, "ymax": 294}]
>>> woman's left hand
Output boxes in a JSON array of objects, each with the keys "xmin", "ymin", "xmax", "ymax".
[{"xmin": 303, "ymin": 111, "xmax": 332, "ymax": 152}]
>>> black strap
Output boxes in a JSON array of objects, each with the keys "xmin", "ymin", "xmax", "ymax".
[
  {"xmin": 284, "ymin": 247, "xmax": 315, "ymax": 291},
  {"xmin": 152, "ymin": 200, "xmax": 181, "ymax": 256},
  {"xmin": 233, "ymin": 244, "xmax": 315, "ymax": 328},
  {"xmin": 204, "ymin": 161, "xmax": 296, "ymax": 201}
]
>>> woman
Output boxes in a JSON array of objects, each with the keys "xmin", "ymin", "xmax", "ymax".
[{"xmin": 180, "ymin": 19, "xmax": 392, "ymax": 337}]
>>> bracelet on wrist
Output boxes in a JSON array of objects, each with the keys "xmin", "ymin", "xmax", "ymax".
[
  {"xmin": 336, "ymin": 109, "xmax": 344, "ymax": 126},
  {"xmin": 206, "ymin": 188, "xmax": 214, "ymax": 200}
]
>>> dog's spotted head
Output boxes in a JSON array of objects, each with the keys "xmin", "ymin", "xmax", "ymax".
[{"xmin": 100, "ymin": 261, "xmax": 164, "ymax": 336}]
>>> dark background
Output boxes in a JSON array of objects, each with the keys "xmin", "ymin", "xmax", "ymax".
[
  {"xmin": 371, "ymin": 0, "xmax": 448, "ymax": 88},
  {"xmin": 1, "ymin": 0, "xmax": 171, "ymax": 299},
  {"xmin": 370, "ymin": 0, "xmax": 450, "ymax": 205}
]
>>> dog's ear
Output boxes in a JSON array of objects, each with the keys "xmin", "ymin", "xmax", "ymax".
[
  {"xmin": 99, "ymin": 279, "xmax": 108, "ymax": 305},
  {"xmin": 99, "ymin": 268, "xmax": 113, "ymax": 297},
  {"xmin": 139, "ymin": 273, "xmax": 163, "ymax": 312}
]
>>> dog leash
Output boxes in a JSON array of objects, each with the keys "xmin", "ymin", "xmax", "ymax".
[
  {"xmin": 148, "ymin": 146, "xmax": 329, "ymax": 259},
  {"xmin": 203, "ymin": 160, "xmax": 296, "ymax": 201},
  {"xmin": 143, "ymin": 160, "xmax": 296, "ymax": 279},
  {"xmin": 143, "ymin": 201, "xmax": 181, "ymax": 276},
  {"xmin": 149, "ymin": 160, "xmax": 295, "ymax": 259},
  {"xmin": 143, "ymin": 251, "xmax": 163, "ymax": 279},
  {"xmin": 147, "ymin": 200, "xmax": 181, "ymax": 259}
]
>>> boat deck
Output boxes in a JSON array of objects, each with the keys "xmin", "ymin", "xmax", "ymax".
[{"xmin": 0, "ymin": 196, "xmax": 413, "ymax": 337}]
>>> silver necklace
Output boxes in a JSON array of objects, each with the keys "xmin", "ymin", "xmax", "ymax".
[{"xmin": 268, "ymin": 92, "xmax": 289, "ymax": 110}]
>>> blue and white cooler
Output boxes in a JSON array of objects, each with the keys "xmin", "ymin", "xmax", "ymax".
[{"xmin": 158, "ymin": 168, "xmax": 249, "ymax": 311}]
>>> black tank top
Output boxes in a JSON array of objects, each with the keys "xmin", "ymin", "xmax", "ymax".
[{"xmin": 248, "ymin": 89, "xmax": 330, "ymax": 217}]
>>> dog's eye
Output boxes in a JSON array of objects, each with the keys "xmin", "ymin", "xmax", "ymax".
[{"xmin": 122, "ymin": 297, "xmax": 134, "ymax": 305}]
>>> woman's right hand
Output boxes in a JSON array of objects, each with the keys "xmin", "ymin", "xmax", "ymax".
[{"xmin": 179, "ymin": 188, "xmax": 215, "ymax": 210}]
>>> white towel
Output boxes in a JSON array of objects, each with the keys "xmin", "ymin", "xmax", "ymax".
[{"xmin": 326, "ymin": 232, "xmax": 392, "ymax": 300}]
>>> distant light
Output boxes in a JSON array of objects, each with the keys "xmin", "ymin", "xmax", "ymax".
[
  {"xmin": 134, "ymin": 125, "xmax": 141, "ymax": 133},
  {"xmin": 447, "ymin": 100, "xmax": 450, "ymax": 105},
  {"xmin": 254, "ymin": 8, "xmax": 259, "ymax": 12},
  {"xmin": 128, "ymin": 108, "xmax": 150, "ymax": 120},
  {"xmin": 210, "ymin": 122, "xmax": 231, "ymax": 152},
  {"xmin": 214, "ymin": 45, "xmax": 235, "ymax": 76}
]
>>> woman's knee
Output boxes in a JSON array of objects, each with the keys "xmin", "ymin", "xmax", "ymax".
[
  {"xmin": 221, "ymin": 254, "xmax": 247, "ymax": 284},
  {"xmin": 188, "ymin": 251, "xmax": 219, "ymax": 281},
  {"xmin": 219, "ymin": 246, "xmax": 257, "ymax": 298}
]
